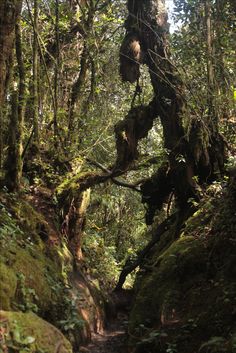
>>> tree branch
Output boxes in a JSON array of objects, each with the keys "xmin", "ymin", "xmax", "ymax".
[
  {"xmin": 114, "ymin": 212, "xmax": 177, "ymax": 291},
  {"xmin": 85, "ymin": 157, "xmax": 141, "ymax": 192}
]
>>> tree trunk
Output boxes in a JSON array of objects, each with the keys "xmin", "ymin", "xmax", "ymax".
[
  {"xmin": 4, "ymin": 91, "xmax": 19, "ymax": 191},
  {"xmin": 15, "ymin": 19, "xmax": 25, "ymax": 187},
  {"xmin": 67, "ymin": 47, "xmax": 89, "ymax": 139},
  {"xmin": 118, "ymin": 0, "xmax": 199, "ymax": 210},
  {"xmin": 32, "ymin": 0, "xmax": 39, "ymax": 145},
  {"xmin": 4, "ymin": 16, "xmax": 25, "ymax": 192},
  {"xmin": 112, "ymin": 0, "xmax": 227, "ymax": 289},
  {"xmin": 0, "ymin": 0, "xmax": 19, "ymax": 104},
  {"xmin": 67, "ymin": 1, "xmax": 95, "ymax": 145},
  {"xmin": 0, "ymin": 0, "xmax": 22, "ymax": 169},
  {"xmin": 205, "ymin": 0, "xmax": 217, "ymax": 124},
  {"xmin": 53, "ymin": 0, "xmax": 60, "ymax": 145},
  {"xmin": 117, "ymin": 0, "xmax": 226, "ymax": 223}
]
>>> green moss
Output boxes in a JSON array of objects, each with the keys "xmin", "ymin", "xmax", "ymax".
[
  {"xmin": 56, "ymin": 170, "xmax": 85, "ymax": 198},
  {"xmin": 0, "ymin": 192, "xmax": 105, "ymax": 350},
  {"xmin": 0, "ymin": 263, "xmax": 17, "ymax": 310},
  {"xmin": 0, "ymin": 310, "xmax": 73, "ymax": 353},
  {"xmin": 0, "ymin": 240, "xmax": 63, "ymax": 314},
  {"xmin": 12, "ymin": 247, "xmax": 53, "ymax": 309},
  {"xmin": 12, "ymin": 200, "xmax": 48, "ymax": 245},
  {"xmin": 130, "ymin": 236, "xmax": 207, "ymax": 331},
  {"xmin": 129, "ymin": 212, "xmax": 236, "ymax": 353}
]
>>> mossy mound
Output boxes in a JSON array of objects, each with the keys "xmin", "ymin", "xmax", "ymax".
[
  {"xmin": 0, "ymin": 195, "xmax": 56, "ymax": 314},
  {"xmin": 0, "ymin": 310, "xmax": 73, "ymax": 353},
  {"xmin": 0, "ymin": 241, "xmax": 60, "ymax": 314},
  {"xmin": 130, "ymin": 236, "xmax": 207, "ymax": 329},
  {"xmin": 0, "ymin": 195, "xmax": 63, "ymax": 316},
  {"xmin": 128, "ymin": 182, "xmax": 236, "ymax": 353}
]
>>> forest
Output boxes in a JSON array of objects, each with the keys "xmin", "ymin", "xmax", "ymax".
[{"xmin": 0, "ymin": 0, "xmax": 236, "ymax": 352}]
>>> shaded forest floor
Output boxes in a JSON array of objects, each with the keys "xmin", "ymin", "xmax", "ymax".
[{"xmin": 80, "ymin": 315, "xmax": 127, "ymax": 353}]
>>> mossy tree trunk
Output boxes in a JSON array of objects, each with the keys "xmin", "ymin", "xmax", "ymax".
[
  {"xmin": 57, "ymin": 173, "xmax": 109, "ymax": 261},
  {"xmin": 5, "ymin": 92, "xmax": 19, "ymax": 191},
  {"xmin": 5, "ymin": 21, "xmax": 25, "ymax": 191},
  {"xmin": 0, "ymin": 0, "xmax": 22, "ymax": 170},
  {"xmin": 117, "ymin": 0, "xmax": 226, "ymax": 224},
  {"xmin": 32, "ymin": 0, "xmax": 39, "ymax": 146},
  {"xmin": 67, "ymin": 1, "xmax": 96, "ymax": 145},
  {"xmin": 53, "ymin": 0, "xmax": 60, "ymax": 145}
]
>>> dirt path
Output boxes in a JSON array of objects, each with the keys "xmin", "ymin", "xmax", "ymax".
[{"xmin": 80, "ymin": 317, "xmax": 127, "ymax": 353}]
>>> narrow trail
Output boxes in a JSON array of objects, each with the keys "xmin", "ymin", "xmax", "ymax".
[{"xmin": 80, "ymin": 316, "xmax": 127, "ymax": 353}]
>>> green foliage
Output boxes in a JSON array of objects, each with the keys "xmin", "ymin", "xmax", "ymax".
[
  {"xmin": 14, "ymin": 272, "xmax": 39, "ymax": 313},
  {"xmin": 58, "ymin": 297, "xmax": 84, "ymax": 333},
  {"xmin": 171, "ymin": 0, "xmax": 236, "ymax": 147},
  {"xmin": 0, "ymin": 200, "xmax": 24, "ymax": 240},
  {"xmin": 83, "ymin": 184, "xmax": 148, "ymax": 289},
  {"xmin": 83, "ymin": 235, "xmax": 119, "ymax": 290},
  {"xmin": 0, "ymin": 319, "xmax": 36, "ymax": 353}
]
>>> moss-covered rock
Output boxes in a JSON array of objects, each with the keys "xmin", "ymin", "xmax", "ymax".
[
  {"xmin": 128, "ymin": 183, "xmax": 236, "ymax": 353},
  {"xmin": 0, "ymin": 191, "xmax": 106, "ymax": 351},
  {"xmin": 0, "ymin": 239, "xmax": 62, "ymax": 315},
  {"xmin": 0, "ymin": 193, "xmax": 65, "ymax": 315},
  {"xmin": 129, "ymin": 236, "xmax": 207, "ymax": 331},
  {"xmin": 0, "ymin": 310, "xmax": 73, "ymax": 353}
]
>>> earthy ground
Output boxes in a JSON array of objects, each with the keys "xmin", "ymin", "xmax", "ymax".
[{"xmin": 79, "ymin": 315, "xmax": 127, "ymax": 353}]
